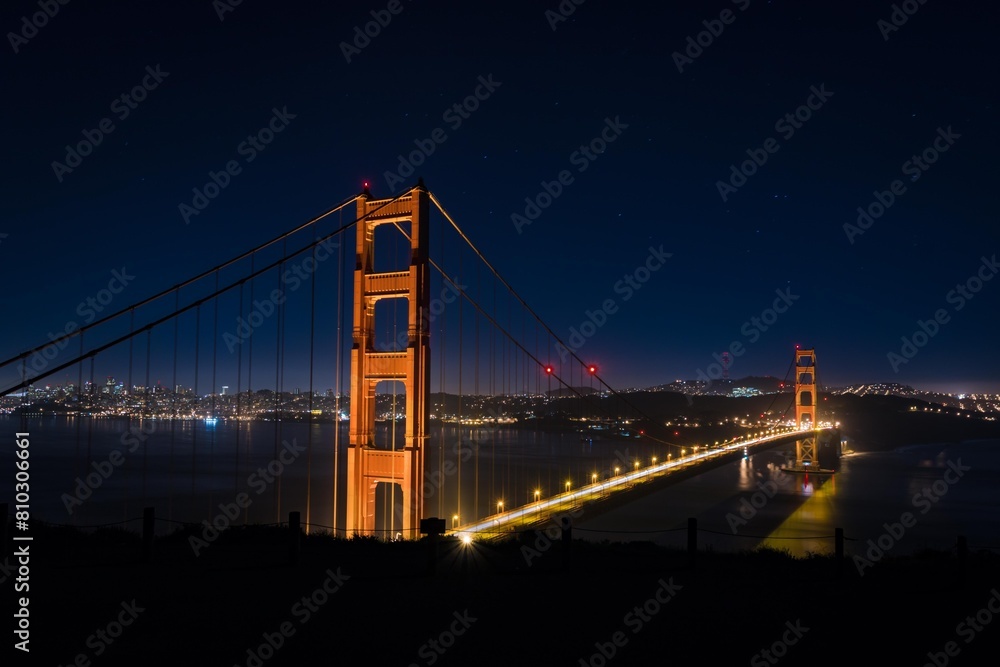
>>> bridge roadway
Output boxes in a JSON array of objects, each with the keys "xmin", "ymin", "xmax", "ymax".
[{"xmin": 449, "ymin": 426, "xmax": 836, "ymax": 541}]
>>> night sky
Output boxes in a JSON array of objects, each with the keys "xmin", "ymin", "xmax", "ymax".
[{"xmin": 3, "ymin": 0, "xmax": 999, "ymax": 395}]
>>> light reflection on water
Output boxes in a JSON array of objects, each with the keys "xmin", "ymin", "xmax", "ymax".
[{"xmin": 574, "ymin": 440, "xmax": 1000, "ymax": 558}]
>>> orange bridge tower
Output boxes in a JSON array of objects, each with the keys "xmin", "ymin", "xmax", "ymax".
[
  {"xmin": 792, "ymin": 348, "xmax": 818, "ymax": 470},
  {"xmin": 345, "ymin": 185, "xmax": 430, "ymax": 539}
]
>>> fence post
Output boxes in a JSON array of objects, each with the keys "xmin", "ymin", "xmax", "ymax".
[
  {"xmin": 687, "ymin": 517, "xmax": 697, "ymax": 568},
  {"xmin": 289, "ymin": 511, "xmax": 301, "ymax": 565},
  {"xmin": 419, "ymin": 518, "xmax": 445, "ymax": 575},
  {"xmin": 142, "ymin": 507, "xmax": 155, "ymax": 563}
]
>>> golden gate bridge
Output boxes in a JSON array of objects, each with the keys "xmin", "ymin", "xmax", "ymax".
[{"xmin": 0, "ymin": 181, "xmax": 838, "ymax": 543}]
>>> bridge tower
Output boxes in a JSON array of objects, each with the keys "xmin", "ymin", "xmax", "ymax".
[
  {"xmin": 345, "ymin": 184, "xmax": 430, "ymax": 539},
  {"xmin": 792, "ymin": 347, "xmax": 818, "ymax": 470}
]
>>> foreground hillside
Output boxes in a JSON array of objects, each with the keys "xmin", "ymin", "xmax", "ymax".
[{"xmin": 14, "ymin": 521, "xmax": 1000, "ymax": 666}]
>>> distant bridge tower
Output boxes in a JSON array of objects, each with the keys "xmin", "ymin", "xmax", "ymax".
[
  {"xmin": 792, "ymin": 348, "xmax": 818, "ymax": 470},
  {"xmin": 345, "ymin": 184, "xmax": 430, "ymax": 539}
]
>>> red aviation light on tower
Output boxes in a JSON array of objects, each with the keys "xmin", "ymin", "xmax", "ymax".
[
  {"xmin": 544, "ymin": 365, "xmax": 554, "ymax": 375},
  {"xmin": 587, "ymin": 365, "xmax": 598, "ymax": 375}
]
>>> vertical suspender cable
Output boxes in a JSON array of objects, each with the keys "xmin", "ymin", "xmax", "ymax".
[
  {"xmin": 333, "ymin": 215, "xmax": 343, "ymax": 535},
  {"xmin": 171, "ymin": 291, "xmax": 179, "ymax": 522},
  {"xmin": 210, "ymin": 271, "xmax": 219, "ymax": 514},
  {"xmin": 87, "ymin": 354, "xmax": 95, "ymax": 519},
  {"xmin": 274, "ymin": 252, "xmax": 285, "ymax": 523},
  {"xmin": 306, "ymin": 228, "xmax": 317, "ymax": 535},
  {"xmin": 457, "ymin": 234, "xmax": 462, "ymax": 525},
  {"xmin": 144, "ymin": 328, "xmax": 151, "ymax": 509},
  {"xmin": 437, "ymin": 211, "xmax": 445, "ymax": 520},
  {"xmin": 75, "ymin": 333, "xmax": 83, "ymax": 498},
  {"xmin": 73, "ymin": 334, "xmax": 83, "ymax": 525},
  {"xmin": 247, "ymin": 256, "xmax": 255, "ymax": 523},
  {"xmin": 491, "ymin": 279, "xmax": 496, "ymax": 510},
  {"xmin": 474, "ymin": 259, "xmax": 479, "ymax": 522},
  {"xmin": 193, "ymin": 303, "xmax": 200, "ymax": 510},
  {"xmin": 235, "ymin": 281, "xmax": 243, "ymax": 502},
  {"xmin": 125, "ymin": 308, "xmax": 134, "ymax": 523}
]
